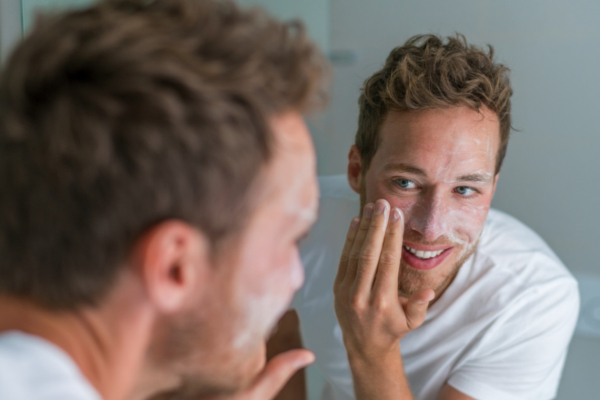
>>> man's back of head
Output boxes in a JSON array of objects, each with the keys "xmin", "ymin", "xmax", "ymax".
[{"xmin": 0, "ymin": 0, "xmax": 328, "ymax": 399}]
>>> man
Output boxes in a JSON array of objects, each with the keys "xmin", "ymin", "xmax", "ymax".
[
  {"xmin": 0, "ymin": 0, "xmax": 328, "ymax": 399},
  {"xmin": 269, "ymin": 35, "xmax": 579, "ymax": 400}
]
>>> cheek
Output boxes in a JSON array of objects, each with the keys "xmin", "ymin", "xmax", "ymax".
[
  {"xmin": 445, "ymin": 202, "xmax": 491, "ymax": 242},
  {"xmin": 236, "ymin": 238, "xmax": 300, "ymax": 315}
]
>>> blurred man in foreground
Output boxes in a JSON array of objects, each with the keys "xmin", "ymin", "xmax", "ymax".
[
  {"xmin": 270, "ymin": 35, "xmax": 578, "ymax": 400},
  {"xmin": 0, "ymin": 0, "xmax": 328, "ymax": 399}
]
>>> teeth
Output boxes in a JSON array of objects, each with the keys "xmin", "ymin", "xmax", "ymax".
[{"xmin": 404, "ymin": 245, "xmax": 444, "ymax": 259}]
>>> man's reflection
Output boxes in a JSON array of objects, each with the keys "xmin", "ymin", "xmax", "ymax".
[{"xmin": 270, "ymin": 34, "xmax": 579, "ymax": 400}]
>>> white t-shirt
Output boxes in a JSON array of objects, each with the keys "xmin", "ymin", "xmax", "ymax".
[
  {"xmin": 0, "ymin": 331, "xmax": 102, "ymax": 400},
  {"xmin": 295, "ymin": 175, "xmax": 579, "ymax": 400}
]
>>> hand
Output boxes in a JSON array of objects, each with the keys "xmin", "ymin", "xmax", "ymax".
[
  {"xmin": 333, "ymin": 199, "xmax": 435, "ymax": 362},
  {"xmin": 203, "ymin": 349, "xmax": 314, "ymax": 400}
]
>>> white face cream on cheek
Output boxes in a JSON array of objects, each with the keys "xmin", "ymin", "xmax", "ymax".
[
  {"xmin": 402, "ymin": 199, "xmax": 489, "ymax": 259},
  {"xmin": 229, "ymin": 245, "xmax": 298, "ymax": 351}
]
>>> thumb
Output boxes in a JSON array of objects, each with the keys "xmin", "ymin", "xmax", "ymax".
[
  {"xmin": 403, "ymin": 288, "xmax": 435, "ymax": 331},
  {"xmin": 243, "ymin": 349, "xmax": 315, "ymax": 400}
]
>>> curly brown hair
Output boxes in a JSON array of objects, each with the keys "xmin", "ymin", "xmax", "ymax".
[
  {"xmin": 356, "ymin": 34, "xmax": 512, "ymax": 174},
  {"xmin": 0, "ymin": 0, "xmax": 328, "ymax": 309}
]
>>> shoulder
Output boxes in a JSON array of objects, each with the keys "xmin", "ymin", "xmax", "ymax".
[
  {"xmin": 441, "ymin": 211, "xmax": 579, "ymax": 399},
  {"xmin": 476, "ymin": 209, "xmax": 576, "ymax": 290},
  {"xmin": 479, "ymin": 209, "xmax": 561, "ymax": 261},
  {"xmin": 0, "ymin": 331, "xmax": 101, "ymax": 400},
  {"xmin": 468, "ymin": 208, "xmax": 579, "ymax": 330}
]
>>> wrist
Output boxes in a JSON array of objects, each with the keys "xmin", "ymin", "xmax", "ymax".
[
  {"xmin": 346, "ymin": 342, "xmax": 402, "ymax": 371},
  {"xmin": 347, "ymin": 345, "xmax": 409, "ymax": 399}
]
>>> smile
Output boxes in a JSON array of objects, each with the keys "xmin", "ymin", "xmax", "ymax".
[
  {"xmin": 403, "ymin": 245, "xmax": 444, "ymax": 259},
  {"xmin": 401, "ymin": 243, "xmax": 453, "ymax": 271}
]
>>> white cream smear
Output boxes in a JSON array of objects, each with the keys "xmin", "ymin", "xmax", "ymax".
[
  {"xmin": 399, "ymin": 135, "xmax": 495, "ymax": 262},
  {"xmin": 231, "ymin": 194, "xmax": 317, "ymax": 351}
]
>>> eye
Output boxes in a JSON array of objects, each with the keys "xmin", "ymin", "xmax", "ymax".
[
  {"xmin": 394, "ymin": 179, "xmax": 416, "ymax": 189},
  {"xmin": 455, "ymin": 186, "xmax": 476, "ymax": 196}
]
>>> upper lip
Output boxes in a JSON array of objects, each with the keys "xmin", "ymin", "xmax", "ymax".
[{"xmin": 402, "ymin": 242, "xmax": 453, "ymax": 252}]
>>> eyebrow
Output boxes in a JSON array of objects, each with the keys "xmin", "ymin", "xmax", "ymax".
[
  {"xmin": 384, "ymin": 163, "xmax": 493, "ymax": 183},
  {"xmin": 383, "ymin": 163, "xmax": 427, "ymax": 176},
  {"xmin": 456, "ymin": 173, "xmax": 493, "ymax": 183}
]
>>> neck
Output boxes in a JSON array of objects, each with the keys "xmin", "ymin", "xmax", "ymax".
[{"xmin": 0, "ymin": 272, "xmax": 154, "ymax": 400}]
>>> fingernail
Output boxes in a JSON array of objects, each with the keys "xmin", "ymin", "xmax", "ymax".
[
  {"xmin": 374, "ymin": 200, "xmax": 388, "ymax": 215},
  {"xmin": 390, "ymin": 207, "xmax": 402, "ymax": 223},
  {"xmin": 351, "ymin": 217, "xmax": 360, "ymax": 228},
  {"xmin": 364, "ymin": 203, "xmax": 374, "ymax": 218}
]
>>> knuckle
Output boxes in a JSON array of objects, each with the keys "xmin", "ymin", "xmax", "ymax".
[
  {"xmin": 371, "ymin": 296, "xmax": 389, "ymax": 312},
  {"xmin": 348, "ymin": 252, "xmax": 362, "ymax": 264},
  {"xmin": 358, "ymin": 250, "xmax": 378, "ymax": 265},
  {"xmin": 385, "ymin": 226, "xmax": 401, "ymax": 238},
  {"xmin": 349, "ymin": 294, "xmax": 366, "ymax": 311},
  {"xmin": 371, "ymin": 215, "xmax": 387, "ymax": 227},
  {"xmin": 358, "ymin": 222, "xmax": 371, "ymax": 233},
  {"xmin": 379, "ymin": 251, "xmax": 399, "ymax": 266}
]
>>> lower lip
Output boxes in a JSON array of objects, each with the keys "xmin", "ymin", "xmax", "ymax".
[{"xmin": 402, "ymin": 247, "xmax": 452, "ymax": 271}]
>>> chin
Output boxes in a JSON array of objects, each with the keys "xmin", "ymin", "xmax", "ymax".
[{"xmin": 398, "ymin": 247, "xmax": 471, "ymax": 297}]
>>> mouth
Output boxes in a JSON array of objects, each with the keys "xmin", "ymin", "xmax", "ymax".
[{"xmin": 402, "ymin": 244, "xmax": 453, "ymax": 271}]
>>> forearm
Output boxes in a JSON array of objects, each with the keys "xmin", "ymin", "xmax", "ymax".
[{"xmin": 347, "ymin": 347, "xmax": 414, "ymax": 400}]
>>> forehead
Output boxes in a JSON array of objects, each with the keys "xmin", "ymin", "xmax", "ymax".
[{"xmin": 373, "ymin": 106, "xmax": 500, "ymax": 177}]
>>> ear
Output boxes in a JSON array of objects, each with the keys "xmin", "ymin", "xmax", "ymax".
[
  {"xmin": 347, "ymin": 145, "xmax": 362, "ymax": 194},
  {"xmin": 132, "ymin": 220, "xmax": 211, "ymax": 313}
]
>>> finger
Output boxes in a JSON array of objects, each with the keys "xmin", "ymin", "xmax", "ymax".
[
  {"xmin": 244, "ymin": 349, "xmax": 315, "ymax": 400},
  {"xmin": 372, "ymin": 207, "xmax": 404, "ymax": 296},
  {"xmin": 352, "ymin": 199, "xmax": 390, "ymax": 297},
  {"xmin": 403, "ymin": 288, "xmax": 435, "ymax": 331},
  {"xmin": 344, "ymin": 202, "xmax": 375, "ymax": 284},
  {"xmin": 334, "ymin": 217, "xmax": 361, "ymax": 287}
]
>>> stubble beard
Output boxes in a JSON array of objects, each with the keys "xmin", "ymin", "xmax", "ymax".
[{"xmin": 397, "ymin": 238, "xmax": 478, "ymax": 298}]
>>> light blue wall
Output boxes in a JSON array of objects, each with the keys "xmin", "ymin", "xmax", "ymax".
[
  {"xmin": 0, "ymin": 0, "xmax": 22, "ymax": 62},
  {"xmin": 22, "ymin": 0, "xmax": 93, "ymax": 32},
  {"xmin": 21, "ymin": 0, "xmax": 331, "ymax": 49},
  {"xmin": 236, "ymin": 0, "xmax": 330, "ymax": 54}
]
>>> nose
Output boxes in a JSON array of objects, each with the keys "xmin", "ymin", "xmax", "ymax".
[{"xmin": 408, "ymin": 189, "xmax": 447, "ymax": 242}]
